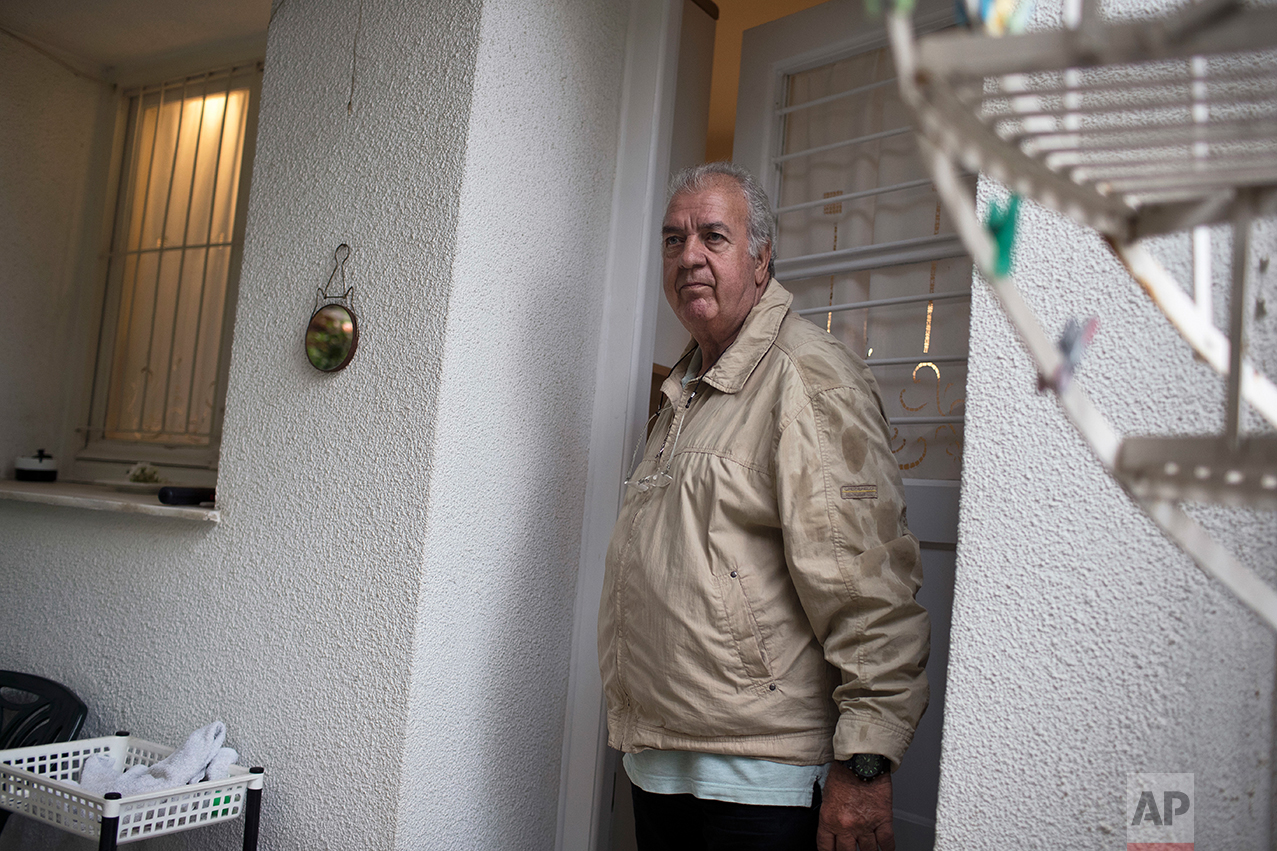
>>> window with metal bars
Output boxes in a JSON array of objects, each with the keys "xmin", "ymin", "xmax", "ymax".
[{"xmin": 80, "ymin": 64, "xmax": 260, "ymax": 473}]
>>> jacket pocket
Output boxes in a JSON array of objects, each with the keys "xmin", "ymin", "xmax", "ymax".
[{"xmin": 717, "ymin": 570, "xmax": 773, "ymax": 684}]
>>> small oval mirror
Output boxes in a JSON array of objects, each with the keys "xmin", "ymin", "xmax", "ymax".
[{"xmin": 306, "ymin": 304, "xmax": 359, "ymax": 372}]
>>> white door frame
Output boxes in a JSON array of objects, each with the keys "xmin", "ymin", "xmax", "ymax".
[{"xmin": 555, "ymin": 2, "xmax": 685, "ymax": 849}]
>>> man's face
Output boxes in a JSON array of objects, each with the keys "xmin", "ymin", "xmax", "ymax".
[{"xmin": 661, "ymin": 176, "xmax": 770, "ymax": 358}]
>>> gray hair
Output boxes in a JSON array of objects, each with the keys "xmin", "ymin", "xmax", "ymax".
[{"xmin": 668, "ymin": 162, "xmax": 776, "ymax": 280}]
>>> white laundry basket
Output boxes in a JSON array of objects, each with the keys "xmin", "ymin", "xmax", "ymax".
[{"xmin": 0, "ymin": 732, "xmax": 264, "ymax": 850}]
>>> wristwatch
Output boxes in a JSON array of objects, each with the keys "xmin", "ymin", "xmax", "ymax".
[{"xmin": 843, "ymin": 753, "xmax": 890, "ymax": 782}]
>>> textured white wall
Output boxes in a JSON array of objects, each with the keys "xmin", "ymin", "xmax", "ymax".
[
  {"xmin": 2, "ymin": 0, "xmax": 628, "ymax": 848},
  {"xmin": 2, "ymin": 0, "xmax": 484, "ymax": 847},
  {"xmin": 0, "ymin": 37, "xmax": 102, "ymax": 479},
  {"xmin": 935, "ymin": 2, "xmax": 1277, "ymax": 845},
  {"xmin": 392, "ymin": 0, "xmax": 628, "ymax": 847}
]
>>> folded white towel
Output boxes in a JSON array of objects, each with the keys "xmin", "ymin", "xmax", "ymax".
[
  {"xmin": 77, "ymin": 721, "xmax": 228, "ymax": 797},
  {"xmin": 204, "ymin": 747, "xmax": 238, "ymax": 782},
  {"xmin": 77, "ymin": 753, "xmax": 125, "ymax": 794}
]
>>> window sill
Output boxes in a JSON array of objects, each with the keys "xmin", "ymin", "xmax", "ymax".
[{"xmin": 0, "ymin": 480, "xmax": 220, "ymax": 523}]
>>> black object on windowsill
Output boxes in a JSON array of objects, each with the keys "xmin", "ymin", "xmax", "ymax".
[
  {"xmin": 15, "ymin": 449, "xmax": 57, "ymax": 482},
  {"xmin": 158, "ymin": 487, "xmax": 215, "ymax": 506}
]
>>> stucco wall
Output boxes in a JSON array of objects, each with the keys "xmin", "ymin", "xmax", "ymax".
[
  {"xmin": 0, "ymin": 36, "xmax": 102, "ymax": 479},
  {"xmin": 1, "ymin": 0, "xmax": 630, "ymax": 846},
  {"xmin": 935, "ymin": 2, "xmax": 1277, "ymax": 844},
  {"xmin": 0, "ymin": 0, "xmax": 550, "ymax": 847},
  {"xmin": 392, "ymin": 0, "xmax": 628, "ymax": 846}
]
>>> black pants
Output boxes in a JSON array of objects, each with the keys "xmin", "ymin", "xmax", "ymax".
[{"xmin": 631, "ymin": 783, "xmax": 822, "ymax": 851}]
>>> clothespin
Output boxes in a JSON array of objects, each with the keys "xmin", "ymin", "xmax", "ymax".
[
  {"xmin": 980, "ymin": 0, "xmax": 1035, "ymax": 34},
  {"xmin": 984, "ymin": 194, "xmax": 1021, "ymax": 278},
  {"xmin": 1039, "ymin": 316, "xmax": 1099, "ymax": 393}
]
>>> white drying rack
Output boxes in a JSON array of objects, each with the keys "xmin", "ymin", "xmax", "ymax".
[
  {"xmin": 0, "ymin": 732, "xmax": 265, "ymax": 850},
  {"xmin": 886, "ymin": 0, "xmax": 1277, "ymax": 626}
]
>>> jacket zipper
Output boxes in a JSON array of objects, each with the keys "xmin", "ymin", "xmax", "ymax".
[{"xmin": 615, "ymin": 380, "xmax": 701, "ymax": 747}]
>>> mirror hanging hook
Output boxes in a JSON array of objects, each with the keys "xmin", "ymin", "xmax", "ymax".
[{"xmin": 315, "ymin": 243, "xmax": 355, "ymax": 313}]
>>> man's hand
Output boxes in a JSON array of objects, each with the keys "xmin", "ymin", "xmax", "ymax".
[{"xmin": 817, "ymin": 760, "xmax": 894, "ymax": 851}]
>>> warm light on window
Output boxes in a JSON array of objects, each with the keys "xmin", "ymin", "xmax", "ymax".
[{"xmin": 99, "ymin": 77, "xmax": 251, "ymax": 446}]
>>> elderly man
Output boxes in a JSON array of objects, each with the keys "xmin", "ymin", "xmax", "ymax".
[{"xmin": 598, "ymin": 162, "xmax": 929, "ymax": 851}]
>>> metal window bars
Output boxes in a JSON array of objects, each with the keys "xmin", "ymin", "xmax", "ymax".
[
  {"xmin": 886, "ymin": 0, "xmax": 1277, "ymax": 627},
  {"xmin": 92, "ymin": 65, "xmax": 257, "ymax": 447}
]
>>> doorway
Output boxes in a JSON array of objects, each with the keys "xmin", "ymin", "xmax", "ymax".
[{"xmin": 581, "ymin": 2, "xmax": 966, "ymax": 849}]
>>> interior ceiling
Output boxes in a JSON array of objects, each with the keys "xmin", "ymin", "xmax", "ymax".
[{"xmin": 0, "ymin": 0, "xmax": 271, "ymax": 70}]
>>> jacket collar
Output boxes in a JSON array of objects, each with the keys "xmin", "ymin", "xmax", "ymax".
[{"xmin": 664, "ymin": 279, "xmax": 793, "ymax": 399}]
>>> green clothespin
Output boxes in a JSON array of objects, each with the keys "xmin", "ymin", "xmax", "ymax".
[{"xmin": 984, "ymin": 194, "xmax": 1020, "ymax": 277}]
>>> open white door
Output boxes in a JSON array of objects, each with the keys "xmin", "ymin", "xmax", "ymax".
[{"xmin": 735, "ymin": 1, "xmax": 964, "ymax": 847}]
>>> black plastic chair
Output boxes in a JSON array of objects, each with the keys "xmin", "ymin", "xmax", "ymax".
[{"xmin": 0, "ymin": 671, "xmax": 88, "ymax": 835}]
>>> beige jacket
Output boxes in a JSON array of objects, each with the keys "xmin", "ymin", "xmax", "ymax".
[{"xmin": 598, "ymin": 279, "xmax": 929, "ymax": 768}]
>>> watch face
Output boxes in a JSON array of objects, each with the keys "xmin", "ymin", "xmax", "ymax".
[{"xmin": 850, "ymin": 753, "xmax": 888, "ymax": 780}]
